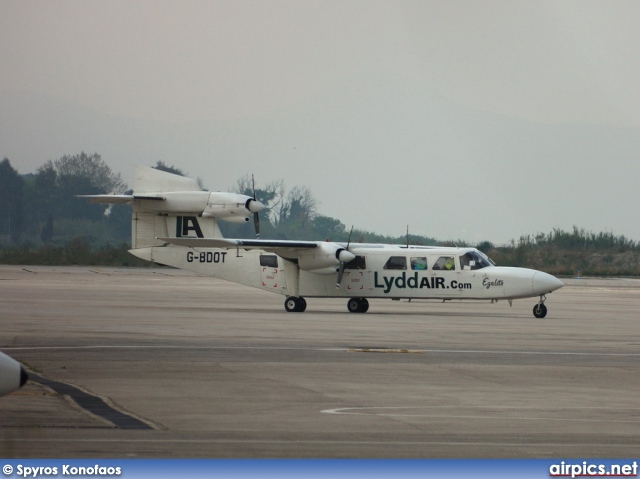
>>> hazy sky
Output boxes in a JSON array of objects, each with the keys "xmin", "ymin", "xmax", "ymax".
[{"xmin": 2, "ymin": 1, "xmax": 639, "ymax": 244}]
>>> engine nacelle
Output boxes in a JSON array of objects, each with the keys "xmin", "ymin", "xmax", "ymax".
[
  {"xmin": 202, "ymin": 192, "xmax": 263, "ymax": 219},
  {"xmin": 135, "ymin": 191, "xmax": 264, "ymax": 220},
  {"xmin": 298, "ymin": 242, "xmax": 356, "ymax": 274},
  {"xmin": 136, "ymin": 191, "xmax": 209, "ymax": 213},
  {"xmin": 219, "ymin": 215, "xmax": 251, "ymax": 224}
]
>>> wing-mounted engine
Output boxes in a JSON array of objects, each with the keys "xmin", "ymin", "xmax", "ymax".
[{"xmin": 297, "ymin": 242, "xmax": 355, "ymax": 275}]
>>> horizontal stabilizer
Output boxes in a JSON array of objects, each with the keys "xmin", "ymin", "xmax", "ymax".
[
  {"xmin": 157, "ymin": 237, "xmax": 319, "ymax": 250},
  {"xmin": 76, "ymin": 194, "xmax": 165, "ymax": 204}
]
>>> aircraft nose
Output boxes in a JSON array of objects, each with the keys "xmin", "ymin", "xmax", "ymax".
[{"xmin": 532, "ymin": 271, "xmax": 564, "ymax": 294}]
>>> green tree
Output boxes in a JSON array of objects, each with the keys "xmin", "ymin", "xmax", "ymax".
[
  {"xmin": 153, "ymin": 161, "xmax": 207, "ymax": 190},
  {"xmin": 26, "ymin": 162, "xmax": 58, "ymax": 243},
  {"xmin": 0, "ymin": 158, "xmax": 24, "ymax": 242},
  {"xmin": 275, "ymin": 185, "xmax": 317, "ymax": 233},
  {"xmin": 22, "ymin": 153, "xmax": 128, "ymax": 245},
  {"xmin": 52, "ymin": 153, "xmax": 128, "ymax": 220},
  {"xmin": 152, "ymin": 160, "xmax": 185, "ymax": 176},
  {"xmin": 54, "ymin": 152, "xmax": 126, "ymax": 194},
  {"xmin": 226, "ymin": 176, "xmax": 319, "ymax": 240},
  {"xmin": 312, "ymin": 215, "xmax": 346, "ymax": 240}
]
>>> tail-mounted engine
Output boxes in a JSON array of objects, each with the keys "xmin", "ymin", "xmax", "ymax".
[{"xmin": 135, "ymin": 191, "xmax": 265, "ymax": 224}]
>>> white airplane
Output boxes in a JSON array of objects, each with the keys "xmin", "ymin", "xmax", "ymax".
[
  {"xmin": 0, "ymin": 351, "xmax": 28, "ymax": 397},
  {"xmin": 81, "ymin": 166, "xmax": 563, "ymax": 318}
]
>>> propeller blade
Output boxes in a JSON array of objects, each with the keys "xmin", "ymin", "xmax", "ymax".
[
  {"xmin": 336, "ymin": 262, "xmax": 345, "ymax": 289},
  {"xmin": 251, "ymin": 174, "xmax": 260, "ymax": 238},
  {"xmin": 336, "ymin": 226, "xmax": 354, "ymax": 288},
  {"xmin": 253, "ymin": 211, "xmax": 260, "ymax": 239}
]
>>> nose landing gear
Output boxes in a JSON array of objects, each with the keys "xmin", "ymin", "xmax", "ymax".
[{"xmin": 533, "ymin": 295, "xmax": 548, "ymax": 318}]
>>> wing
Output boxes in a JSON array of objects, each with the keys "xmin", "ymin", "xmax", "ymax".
[
  {"xmin": 157, "ymin": 237, "xmax": 356, "ymax": 274},
  {"xmin": 157, "ymin": 237, "xmax": 319, "ymax": 260}
]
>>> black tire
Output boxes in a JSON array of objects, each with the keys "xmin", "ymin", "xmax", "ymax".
[
  {"xmin": 347, "ymin": 298, "xmax": 361, "ymax": 313},
  {"xmin": 297, "ymin": 297, "xmax": 307, "ymax": 312},
  {"xmin": 347, "ymin": 298, "xmax": 368, "ymax": 313},
  {"xmin": 359, "ymin": 298, "xmax": 369, "ymax": 313},
  {"xmin": 285, "ymin": 297, "xmax": 303, "ymax": 312},
  {"xmin": 533, "ymin": 303, "xmax": 547, "ymax": 319}
]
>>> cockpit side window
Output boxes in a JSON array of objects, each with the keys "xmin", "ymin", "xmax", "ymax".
[
  {"xmin": 459, "ymin": 251, "xmax": 491, "ymax": 270},
  {"xmin": 410, "ymin": 257, "xmax": 428, "ymax": 270},
  {"xmin": 432, "ymin": 256, "xmax": 456, "ymax": 271},
  {"xmin": 384, "ymin": 256, "xmax": 407, "ymax": 270},
  {"xmin": 460, "ymin": 253, "xmax": 473, "ymax": 270}
]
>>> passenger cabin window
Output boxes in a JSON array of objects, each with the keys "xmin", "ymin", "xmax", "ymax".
[
  {"xmin": 432, "ymin": 256, "xmax": 456, "ymax": 271},
  {"xmin": 384, "ymin": 256, "xmax": 407, "ymax": 270},
  {"xmin": 410, "ymin": 257, "xmax": 428, "ymax": 270},
  {"xmin": 345, "ymin": 255, "xmax": 366, "ymax": 270},
  {"xmin": 459, "ymin": 251, "xmax": 492, "ymax": 270},
  {"xmin": 259, "ymin": 255, "xmax": 278, "ymax": 267}
]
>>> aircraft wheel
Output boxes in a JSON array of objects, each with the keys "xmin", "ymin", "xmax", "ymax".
[
  {"xmin": 298, "ymin": 297, "xmax": 307, "ymax": 312},
  {"xmin": 359, "ymin": 298, "xmax": 369, "ymax": 313},
  {"xmin": 285, "ymin": 297, "xmax": 306, "ymax": 313},
  {"xmin": 347, "ymin": 298, "xmax": 368, "ymax": 313},
  {"xmin": 347, "ymin": 298, "xmax": 360, "ymax": 313},
  {"xmin": 533, "ymin": 303, "xmax": 547, "ymax": 319}
]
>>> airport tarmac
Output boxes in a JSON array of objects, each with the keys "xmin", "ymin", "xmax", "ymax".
[{"xmin": 1, "ymin": 265, "xmax": 639, "ymax": 458}]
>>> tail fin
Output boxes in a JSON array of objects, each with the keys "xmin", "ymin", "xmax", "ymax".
[
  {"xmin": 132, "ymin": 164, "xmax": 201, "ymax": 194},
  {"xmin": 131, "ymin": 166, "xmax": 222, "ymax": 249},
  {"xmin": 80, "ymin": 166, "xmax": 264, "ymax": 249}
]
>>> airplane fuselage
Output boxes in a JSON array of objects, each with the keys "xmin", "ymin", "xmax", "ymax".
[
  {"xmin": 82, "ymin": 166, "xmax": 563, "ymax": 317},
  {"xmin": 132, "ymin": 244, "xmax": 562, "ymax": 303}
]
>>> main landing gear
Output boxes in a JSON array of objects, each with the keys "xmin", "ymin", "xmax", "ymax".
[
  {"xmin": 533, "ymin": 295, "xmax": 548, "ymax": 318},
  {"xmin": 347, "ymin": 297, "xmax": 369, "ymax": 313},
  {"xmin": 284, "ymin": 297, "xmax": 370, "ymax": 313},
  {"xmin": 284, "ymin": 296, "xmax": 307, "ymax": 312}
]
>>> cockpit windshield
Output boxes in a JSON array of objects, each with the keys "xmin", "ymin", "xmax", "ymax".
[{"xmin": 459, "ymin": 250, "xmax": 493, "ymax": 270}]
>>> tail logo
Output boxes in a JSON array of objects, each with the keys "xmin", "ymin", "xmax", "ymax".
[{"xmin": 176, "ymin": 216, "xmax": 204, "ymax": 238}]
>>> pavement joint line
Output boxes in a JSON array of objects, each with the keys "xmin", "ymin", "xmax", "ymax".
[
  {"xmin": 4, "ymin": 345, "xmax": 640, "ymax": 357},
  {"xmin": 320, "ymin": 412, "xmax": 640, "ymax": 423}
]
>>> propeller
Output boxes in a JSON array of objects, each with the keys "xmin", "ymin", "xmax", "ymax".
[
  {"xmin": 244, "ymin": 174, "xmax": 263, "ymax": 238},
  {"xmin": 336, "ymin": 226, "xmax": 354, "ymax": 288}
]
